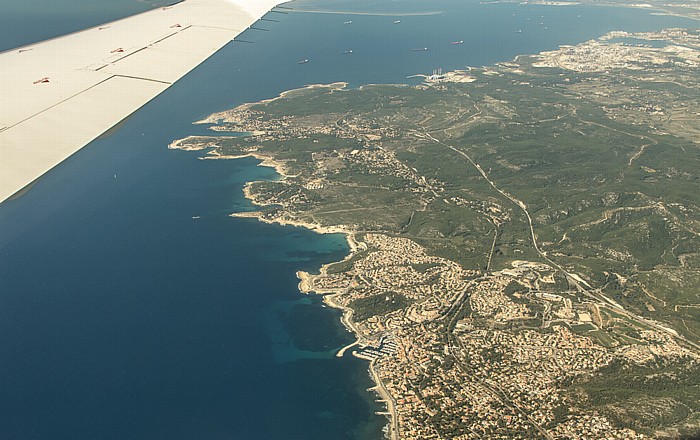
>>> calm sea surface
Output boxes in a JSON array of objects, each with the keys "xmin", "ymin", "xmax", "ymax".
[{"xmin": 0, "ymin": 1, "xmax": 696, "ymax": 439}]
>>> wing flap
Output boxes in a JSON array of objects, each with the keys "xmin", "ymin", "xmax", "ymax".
[
  {"xmin": 0, "ymin": 0, "xmax": 286, "ymax": 204},
  {"xmin": 0, "ymin": 76, "xmax": 168, "ymax": 203},
  {"xmin": 0, "ymin": 70, "xmax": 114, "ymax": 130},
  {"xmin": 100, "ymin": 26, "xmax": 239, "ymax": 84}
]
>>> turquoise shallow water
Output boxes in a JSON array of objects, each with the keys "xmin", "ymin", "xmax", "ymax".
[{"xmin": 0, "ymin": 1, "xmax": 697, "ymax": 439}]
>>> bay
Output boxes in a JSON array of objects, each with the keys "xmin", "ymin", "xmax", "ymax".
[{"xmin": 0, "ymin": 1, "xmax": 696, "ymax": 439}]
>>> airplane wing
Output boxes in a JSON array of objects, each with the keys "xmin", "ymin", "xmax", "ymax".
[{"xmin": 0, "ymin": 0, "xmax": 285, "ymax": 204}]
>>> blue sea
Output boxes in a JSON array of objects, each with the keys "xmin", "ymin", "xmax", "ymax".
[{"xmin": 0, "ymin": 1, "xmax": 696, "ymax": 439}]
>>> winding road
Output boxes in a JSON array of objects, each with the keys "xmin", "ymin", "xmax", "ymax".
[{"xmin": 418, "ymin": 131, "xmax": 700, "ymax": 351}]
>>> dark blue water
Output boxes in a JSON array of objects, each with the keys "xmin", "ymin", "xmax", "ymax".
[
  {"xmin": 0, "ymin": 0, "xmax": 171, "ymax": 50},
  {"xmin": 0, "ymin": 1, "xmax": 697, "ymax": 439}
]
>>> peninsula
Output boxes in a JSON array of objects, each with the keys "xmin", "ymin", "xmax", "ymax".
[{"xmin": 172, "ymin": 27, "xmax": 700, "ymax": 439}]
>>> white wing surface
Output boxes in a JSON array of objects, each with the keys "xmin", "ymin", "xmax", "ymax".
[{"xmin": 0, "ymin": 0, "xmax": 285, "ymax": 203}]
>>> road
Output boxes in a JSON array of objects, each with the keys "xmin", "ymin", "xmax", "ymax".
[{"xmin": 420, "ymin": 131, "xmax": 700, "ymax": 352}]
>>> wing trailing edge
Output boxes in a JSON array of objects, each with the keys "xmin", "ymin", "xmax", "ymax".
[{"xmin": 0, "ymin": 0, "xmax": 286, "ymax": 203}]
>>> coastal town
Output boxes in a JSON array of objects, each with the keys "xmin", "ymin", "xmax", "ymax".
[
  {"xmin": 532, "ymin": 29, "xmax": 700, "ymax": 72},
  {"xmin": 170, "ymin": 27, "xmax": 700, "ymax": 439},
  {"xmin": 298, "ymin": 234, "xmax": 697, "ymax": 439}
]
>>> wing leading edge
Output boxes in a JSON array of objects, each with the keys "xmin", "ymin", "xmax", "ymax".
[{"xmin": 0, "ymin": 0, "xmax": 285, "ymax": 204}]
